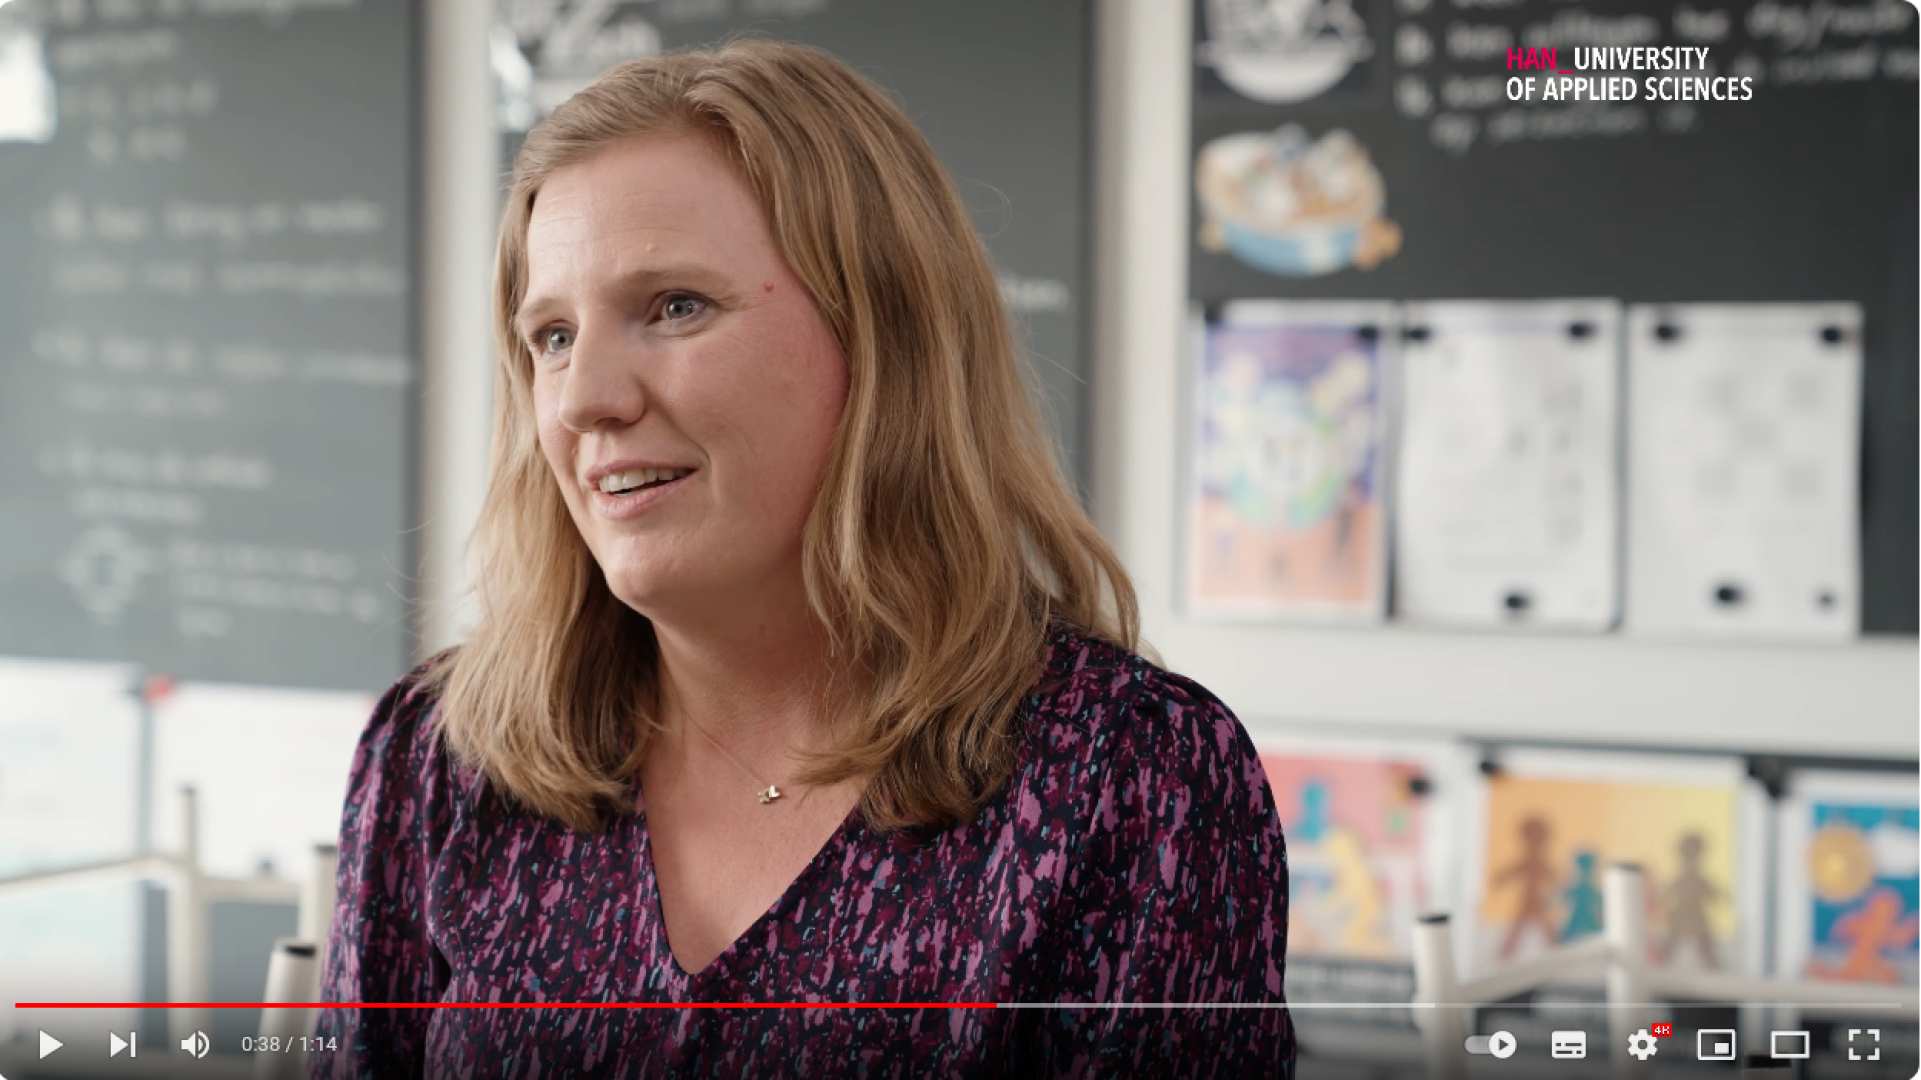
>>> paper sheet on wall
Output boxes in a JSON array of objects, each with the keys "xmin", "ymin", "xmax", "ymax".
[
  {"xmin": 0, "ymin": 660, "xmax": 143, "ymax": 1040},
  {"xmin": 1462, "ymin": 748, "xmax": 1767, "ymax": 983},
  {"xmin": 151, "ymin": 684, "xmax": 372, "ymax": 882},
  {"xmin": 1625, "ymin": 303, "xmax": 1862, "ymax": 640},
  {"xmin": 1775, "ymin": 770, "xmax": 1919, "ymax": 988},
  {"xmin": 1183, "ymin": 300, "xmax": 1393, "ymax": 622},
  {"xmin": 1258, "ymin": 733, "xmax": 1462, "ymax": 958},
  {"xmin": 1394, "ymin": 299, "xmax": 1621, "ymax": 630},
  {"xmin": 1253, "ymin": 729, "xmax": 1467, "ymax": 1036}
]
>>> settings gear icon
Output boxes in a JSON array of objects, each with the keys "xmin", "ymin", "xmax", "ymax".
[{"xmin": 1627, "ymin": 1028, "xmax": 1660, "ymax": 1061}]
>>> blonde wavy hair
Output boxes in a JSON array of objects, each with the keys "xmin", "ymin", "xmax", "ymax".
[{"xmin": 427, "ymin": 39, "xmax": 1137, "ymax": 833}]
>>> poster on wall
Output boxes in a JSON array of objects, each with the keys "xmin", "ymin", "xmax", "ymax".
[
  {"xmin": 1257, "ymin": 732, "xmax": 1462, "ymax": 959},
  {"xmin": 1776, "ymin": 770, "xmax": 1919, "ymax": 988},
  {"xmin": 1463, "ymin": 748, "xmax": 1767, "ymax": 978},
  {"xmin": 1255, "ymin": 730, "xmax": 1466, "ymax": 1038},
  {"xmin": 1181, "ymin": 300, "xmax": 1393, "ymax": 622},
  {"xmin": 1625, "ymin": 302, "xmax": 1863, "ymax": 641},
  {"xmin": 1393, "ymin": 299, "xmax": 1622, "ymax": 631}
]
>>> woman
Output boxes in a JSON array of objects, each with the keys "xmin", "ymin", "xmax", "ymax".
[{"xmin": 313, "ymin": 40, "xmax": 1293, "ymax": 1079}]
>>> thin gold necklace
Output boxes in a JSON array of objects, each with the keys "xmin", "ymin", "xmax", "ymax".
[{"xmin": 681, "ymin": 715, "xmax": 785, "ymax": 806}]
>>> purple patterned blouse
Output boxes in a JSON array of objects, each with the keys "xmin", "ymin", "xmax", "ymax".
[{"xmin": 311, "ymin": 622, "xmax": 1294, "ymax": 1077}]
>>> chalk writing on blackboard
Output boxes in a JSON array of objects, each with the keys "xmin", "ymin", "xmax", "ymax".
[{"xmin": 1, "ymin": 0, "xmax": 419, "ymax": 689}]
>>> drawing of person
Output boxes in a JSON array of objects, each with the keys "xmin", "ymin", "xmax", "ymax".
[
  {"xmin": 1654, "ymin": 832, "xmax": 1726, "ymax": 969},
  {"xmin": 1297, "ymin": 778, "xmax": 1331, "ymax": 843},
  {"xmin": 1559, "ymin": 850, "xmax": 1603, "ymax": 941},
  {"xmin": 1492, "ymin": 815, "xmax": 1560, "ymax": 959},
  {"xmin": 1325, "ymin": 829, "xmax": 1389, "ymax": 955},
  {"xmin": 1815, "ymin": 888, "xmax": 1920, "ymax": 983}
]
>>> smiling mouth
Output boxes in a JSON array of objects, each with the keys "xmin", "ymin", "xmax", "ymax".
[{"xmin": 595, "ymin": 466, "xmax": 695, "ymax": 496}]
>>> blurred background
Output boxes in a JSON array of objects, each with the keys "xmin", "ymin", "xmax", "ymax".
[{"xmin": 0, "ymin": 0, "xmax": 1914, "ymax": 1077}]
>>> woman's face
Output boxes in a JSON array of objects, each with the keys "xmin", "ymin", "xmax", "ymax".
[{"xmin": 521, "ymin": 133, "xmax": 849, "ymax": 619}]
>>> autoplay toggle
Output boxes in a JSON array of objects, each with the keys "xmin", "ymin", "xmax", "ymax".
[{"xmin": 1466, "ymin": 1030, "xmax": 1518, "ymax": 1059}]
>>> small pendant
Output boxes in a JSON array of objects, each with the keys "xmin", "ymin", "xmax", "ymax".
[{"xmin": 758, "ymin": 785, "xmax": 782, "ymax": 805}]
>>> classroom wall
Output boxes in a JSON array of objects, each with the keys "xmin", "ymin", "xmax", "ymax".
[
  {"xmin": 0, "ymin": 4, "xmax": 1911, "ymax": 1064},
  {"xmin": 1086, "ymin": 0, "xmax": 1912, "ymax": 759},
  {"xmin": 406, "ymin": 0, "xmax": 1914, "ymax": 758}
]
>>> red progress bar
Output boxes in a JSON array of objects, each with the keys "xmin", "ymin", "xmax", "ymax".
[{"xmin": 17, "ymin": 1002, "xmax": 997, "ymax": 1010}]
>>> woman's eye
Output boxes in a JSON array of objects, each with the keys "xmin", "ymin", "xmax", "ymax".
[
  {"xmin": 661, "ymin": 294, "xmax": 708, "ymax": 322},
  {"xmin": 537, "ymin": 326, "xmax": 574, "ymax": 354}
]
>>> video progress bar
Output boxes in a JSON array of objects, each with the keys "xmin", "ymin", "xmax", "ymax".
[{"xmin": 14, "ymin": 1000, "xmax": 1918, "ymax": 1011}]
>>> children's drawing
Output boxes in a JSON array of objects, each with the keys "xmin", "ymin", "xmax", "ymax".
[
  {"xmin": 1469, "ymin": 752, "xmax": 1762, "ymax": 975},
  {"xmin": 1185, "ymin": 302, "xmax": 1389, "ymax": 620},
  {"xmin": 1257, "ymin": 738, "xmax": 1452, "ymax": 959},
  {"xmin": 1780, "ymin": 774, "xmax": 1920, "ymax": 985},
  {"xmin": 1624, "ymin": 303, "xmax": 1862, "ymax": 639},
  {"xmin": 1194, "ymin": 126, "xmax": 1401, "ymax": 277},
  {"xmin": 1392, "ymin": 299, "xmax": 1621, "ymax": 629}
]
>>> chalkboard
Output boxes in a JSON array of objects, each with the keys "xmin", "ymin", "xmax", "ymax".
[
  {"xmin": 495, "ymin": 0, "xmax": 1094, "ymax": 489},
  {"xmin": 0, "ymin": 0, "xmax": 419, "ymax": 690},
  {"xmin": 1186, "ymin": 0, "xmax": 1918, "ymax": 633}
]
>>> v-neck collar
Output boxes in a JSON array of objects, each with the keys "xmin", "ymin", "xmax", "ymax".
[{"xmin": 632, "ymin": 787, "xmax": 868, "ymax": 988}]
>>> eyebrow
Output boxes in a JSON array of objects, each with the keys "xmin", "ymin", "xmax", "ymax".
[{"xmin": 515, "ymin": 262, "xmax": 724, "ymax": 337}]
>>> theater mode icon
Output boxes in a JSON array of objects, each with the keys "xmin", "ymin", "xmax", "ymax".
[{"xmin": 1698, "ymin": 1028, "xmax": 1736, "ymax": 1061}]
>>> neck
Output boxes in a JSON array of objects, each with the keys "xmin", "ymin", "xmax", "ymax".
[{"xmin": 646, "ymin": 570, "xmax": 836, "ymax": 769}]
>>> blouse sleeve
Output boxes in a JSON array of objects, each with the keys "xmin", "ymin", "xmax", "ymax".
[
  {"xmin": 1031, "ymin": 674, "xmax": 1295, "ymax": 1078},
  {"xmin": 309, "ymin": 672, "xmax": 455, "ymax": 1079}
]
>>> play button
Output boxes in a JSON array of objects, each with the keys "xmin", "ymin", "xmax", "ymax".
[{"xmin": 39, "ymin": 1030, "xmax": 63, "ymax": 1059}]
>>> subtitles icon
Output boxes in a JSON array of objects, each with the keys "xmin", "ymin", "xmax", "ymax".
[
  {"xmin": 1697, "ymin": 1028, "xmax": 1736, "ymax": 1061},
  {"xmin": 1550, "ymin": 1030, "xmax": 1586, "ymax": 1059}
]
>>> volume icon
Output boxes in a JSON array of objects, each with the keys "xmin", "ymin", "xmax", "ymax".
[{"xmin": 180, "ymin": 1030, "xmax": 211, "ymax": 1059}]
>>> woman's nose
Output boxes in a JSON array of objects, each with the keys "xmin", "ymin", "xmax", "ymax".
[{"xmin": 555, "ymin": 327, "xmax": 648, "ymax": 433}]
